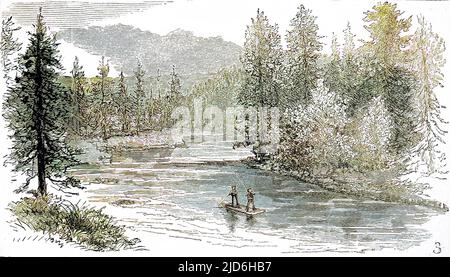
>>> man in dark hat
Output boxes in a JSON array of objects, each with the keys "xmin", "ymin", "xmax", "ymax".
[{"xmin": 228, "ymin": 185, "xmax": 239, "ymax": 207}]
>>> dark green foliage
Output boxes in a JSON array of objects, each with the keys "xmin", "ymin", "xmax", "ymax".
[
  {"xmin": 190, "ymin": 66, "xmax": 243, "ymax": 109},
  {"xmin": 69, "ymin": 56, "xmax": 86, "ymax": 135},
  {"xmin": 354, "ymin": 57, "xmax": 418, "ymax": 155},
  {"xmin": 133, "ymin": 59, "xmax": 146, "ymax": 134},
  {"xmin": 115, "ymin": 71, "xmax": 132, "ymax": 134},
  {"xmin": 284, "ymin": 4, "xmax": 323, "ymax": 106},
  {"xmin": 58, "ymin": 65, "xmax": 189, "ymax": 137},
  {"xmin": 160, "ymin": 65, "xmax": 183, "ymax": 127},
  {"xmin": 168, "ymin": 65, "xmax": 182, "ymax": 106},
  {"xmin": 382, "ymin": 67, "xmax": 418, "ymax": 155},
  {"xmin": 238, "ymin": 9, "xmax": 283, "ymax": 108},
  {"xmin": 1, "ymin": 16, "xmax": 22, "ymax": 84},
  {"xmin": 275, "ymin": 120, "xmax": 315, "ymax": 178},
  {"xmin": 95, "ymin": 56, "xmax": 114, "ymax": 140},
  {"xmin": 323, "ymin": 33, "xmax": 341, "ymax": 96},
  {"xmin": 3, "ymin": 10, "xmax": 79, "ymax": 195}
]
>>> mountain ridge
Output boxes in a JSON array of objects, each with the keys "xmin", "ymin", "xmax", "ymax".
[{"xmin": 58, "ymin": 24, "xmax": 242, "ymax": 76}]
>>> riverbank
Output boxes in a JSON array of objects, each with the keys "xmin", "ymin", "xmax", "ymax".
[
  {"xmin": 9, "ymin": 195, "xmax": 140, "ymax": 251},
  {"xmin": 75, "ymin": 132, "xmax": 449, "ymax": 213},
  {"xmin": 243, "ymin": 157, "xmax": 449, "ymax": 213},
  {"xmin": 2, "ymin": 140, "xmax": 448, "ymax": 256},
  {"xmin": 73, "ymin": 130, "xmax": 180, "ymax": 164}
]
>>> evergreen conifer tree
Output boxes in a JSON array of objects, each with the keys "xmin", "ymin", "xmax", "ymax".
[
  {"xmin": 238, "ymin": 9, "xmax": 283, "ymax": 109},
  {"xmin": 134, "ymin": 59, "xmax": 146, "ymax": 134},
  {"xmin": 1, "ymin": 16, "xmax": 22, "ymax": 85},
  {"xmin": 285, "ymin": 4, "xmax": 323, "ymax": 106},
  {"xmin": 3, "ymin": 9, "xmax": 79, "ymax": 196}
]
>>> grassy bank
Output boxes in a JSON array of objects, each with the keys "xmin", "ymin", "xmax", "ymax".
[
  {"xmin": 244, "ymin": 158, "xmax": 449, "ymax": 212},
  {"xmin": 10, "ymin": 196, "xmax": 140, "ymax": 251}
]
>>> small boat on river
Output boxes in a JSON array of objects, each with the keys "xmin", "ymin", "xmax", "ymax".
[{"xmin": 223, "ymin": 203, "xmax": 266, "ymax": 216}]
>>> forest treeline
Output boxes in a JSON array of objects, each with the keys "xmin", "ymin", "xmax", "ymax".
[
  {"xmin": 1, "ymin": 2, "xmax": 448, "ymax": 197},
  {"xmin": 235, "ymin": 3, "xmax": 447, "ymax": 178},
  {"xmin": 65, "ymin": 57, "xmax": 184, "ymax": 139}
]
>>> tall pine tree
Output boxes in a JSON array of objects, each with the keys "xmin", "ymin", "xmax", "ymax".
[
  {"xmin": 133, "ymin": 59, "xmax": 146, "ymax": 134},
  {"xmin": 168, "ymin": 65, "xmax": 181, "ymax": 105},
  {"xmin": 323, "ymin": 33, "xmax": 341, "ymax": 96},
  {"xmin": 340, "ymin": 22, "xmax": 361, "ymax": 115},
  {"xmin": 285, "ymin": 4, "xmax": 323, "ymax": 106},
  {"xmin": 116, "ymin": 71, "xmax": 131, "ymax": 133},
  {"xmin": 3, "ymin": 9, "xmax": 79, "ymax": 196},
  {"xmin": 95, "ymin": 56, "xmax": 113, "ymax": 140},
  {"xmin": 238, "ymin": 9, "xmax": 283, "ymax": 109},
  {"xmin": 362, "ymin": 2, "xmax": 417, "ymax": 155},
  {"xmin": 69, "ymin": 56, "xmax": 86, "ymax": 135}
]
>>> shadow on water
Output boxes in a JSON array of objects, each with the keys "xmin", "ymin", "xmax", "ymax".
[
  {"xmin": 223, "ymin": 210, "xmax": 259, "ymax": 233},
  {"xmin": 245, "ymin": 215, "xmax": 257, "ymax": 229},
  {"xmin": 224, "ymin": 211, "xmax": 239, "ymax": 233}
]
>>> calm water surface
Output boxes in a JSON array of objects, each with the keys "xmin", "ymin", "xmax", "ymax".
[{"xmin": 71, "ymin": 144, "xmax": 437, "ymax": 253}]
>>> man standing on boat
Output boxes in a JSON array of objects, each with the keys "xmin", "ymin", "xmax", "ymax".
[
  {"xmin": 228, "ymin": 185, "xmax": 239, "ymax": 207},
  {"xmin": 246, "ymin": 188, "xmax": 255, "ymax": 212}
]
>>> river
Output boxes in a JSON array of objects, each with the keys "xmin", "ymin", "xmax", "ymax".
[{"xmin": 70, "ymin": 141, "xmax": 438, "ymax": 254}]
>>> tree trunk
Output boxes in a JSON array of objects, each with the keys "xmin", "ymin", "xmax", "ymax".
[
  {"xmin": 35, "ymin": 29, "xmax": 47, "ymax": 197},
  {"xmin": 37, "ymin": 139, "xmax": 47, "ymax": 196}
]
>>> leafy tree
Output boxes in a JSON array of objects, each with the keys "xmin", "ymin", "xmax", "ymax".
[
  {"xmin": 276, "ymin": 83, "xmax": 351, "ymax": 176},
  {"xmin": 190, "ymin": 66, "xmax": 242, "ymax": 109},
  {"xmin": 409, "ymin": 16, "xmax": 448, "ymax": 174},
  {"xmin": 1, "ymin": 16, "xmax": 22, "ymax": 85},
  {"xmin": 285, "ymin": 4, "xmax": 323, "ymax": 106},
  {"xmin": 160, "ymin": 65, "xmax": 182, "ymax": 128},
  {"xmin": 363, "ymin": 2, "xmax": 412, "ymax": 67},
  {"xmin": 238, "ymin": 9, "xmax": 283, "ymax": 146},
  {"xmin": 362, "ymin": 3, "xmax": 417, "ymax": 155},
  {"xmin": 342, "ymin": 22, "xmax": 356, "ymax": 63},
  {"xmin": 3, "ymin": 10, "xmax": 79, "ymax": 196},
  {"xmin": 351, "ymin": 96, "xmax": 393, "ymax": 171},
  {"xmin": 359, "ymin": 60, "xmax": 417, "ymax": 155}
]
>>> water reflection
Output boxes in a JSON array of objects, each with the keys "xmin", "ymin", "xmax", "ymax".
[
  {"xmin": 72, "ymin": 147, "xmax": 439, "ymax": 253},
  {"xmin": 224, "ymin": 211, "xmax": 239, "ymax": 233}
]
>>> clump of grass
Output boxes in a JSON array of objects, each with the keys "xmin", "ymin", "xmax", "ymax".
[{"xmin": 10, "ymin": 196, "xmax": 140, "ymax": 251}]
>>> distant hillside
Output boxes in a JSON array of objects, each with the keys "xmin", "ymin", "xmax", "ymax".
[{"xmin": 58, "ymin": 24, "xmax": 242, "ymax": 76}]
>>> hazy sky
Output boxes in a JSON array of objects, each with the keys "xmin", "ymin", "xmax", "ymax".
[
  {"xmin": 1, "ymin": 0, "xmax": 449, "ymax": 76},
  {"xmin": 2, "ymin": 0, "xmax": 449, "ymax": 48},
  {"xmin": 94, "ymin": 0, "xmax": 450, "ymax": 50}
]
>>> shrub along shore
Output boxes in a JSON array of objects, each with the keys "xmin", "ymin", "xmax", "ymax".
[{"xmin": 244, "ymin": 157, "xmax": 449, "ymax": 212}]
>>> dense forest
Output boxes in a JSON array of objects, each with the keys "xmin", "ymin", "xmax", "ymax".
[
  {"xmin": 238, "ymin": 3, "xmax": 447, "ymax": 180},
  {"xmin": 1, "ymin": 2, "xmax": 447, "ymax": 195}
]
